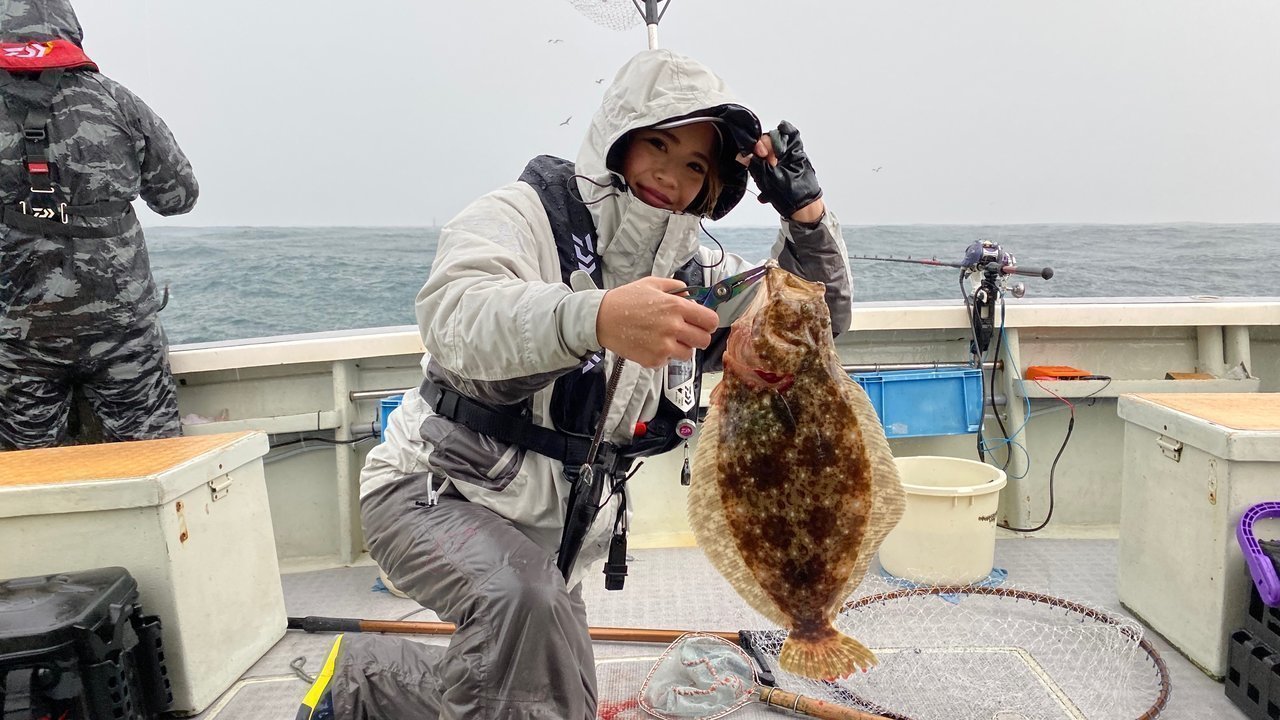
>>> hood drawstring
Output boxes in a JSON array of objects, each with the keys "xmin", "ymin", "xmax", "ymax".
[{"xmin": 569, "ymin": 173, "xmax": 621, "ymax": 206}]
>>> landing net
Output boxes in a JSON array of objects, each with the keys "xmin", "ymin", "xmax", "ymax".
[
  {"xmin": 562, "ymin": 0, "xmax": 648, "ymax": 32},
  {"xmin": 596, "ymin": 575, "xmax": 1169, "ymax": 720},
  {"xmin": 742, "ymin": 577, "xmax": 1170, "ymax": 720}
]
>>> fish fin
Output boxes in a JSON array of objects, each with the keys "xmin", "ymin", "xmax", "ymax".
[
  {"xmin": 839, "ymin": 375, "xmax": 907, "ymax": 597},
  {"xmin": 779, "ymin": 628, "xmax": 878, "ymax": 679},
  {"xmin": 689, "ymin": 403, "xmax": 792, "ymax": 628}
]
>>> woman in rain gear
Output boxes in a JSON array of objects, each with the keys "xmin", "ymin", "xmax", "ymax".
[{"xmin": 299, "ymin": 48, "xmax": 853, "ymax": 720}]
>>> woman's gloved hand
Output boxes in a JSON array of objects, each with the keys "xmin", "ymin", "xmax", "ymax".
[{"xmin": 748, "ymin": 120, "xmax": 825, "ymax": 222}]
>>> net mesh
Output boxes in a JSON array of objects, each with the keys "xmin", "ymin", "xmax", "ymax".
[
  {"xmin": 739, "ymin": 575, "xmax": 1170, "ymax": 720},
  {"xmin": 563, "ymin": 0, "xmax": 649, "ymax": 31}
]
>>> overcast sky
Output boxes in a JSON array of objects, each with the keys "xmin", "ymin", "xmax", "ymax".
[{"xmin": 71, "ymin": 0, "xmax": 1279, "ymax": 227}]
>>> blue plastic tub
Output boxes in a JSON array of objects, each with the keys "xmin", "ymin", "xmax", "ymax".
[
  {"xmin": 851, "ymin": 367, "xmax": 984, "ymax": 438},
  {"xmin": 379, "ymin": 395, "xmax": 404, "ymax": 442}
]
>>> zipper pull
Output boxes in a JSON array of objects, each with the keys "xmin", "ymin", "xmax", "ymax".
[
  {"xmin": 680, "ymin": 442, "xmax": 692, "ymax": 486},
  {"xmin": 426, "ymin": 472, "xmax": 439, "ymax": 507}
]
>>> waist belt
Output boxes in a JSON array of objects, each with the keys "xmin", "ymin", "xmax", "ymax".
[
  {"xmin": 418, "ymin": 379, "xmax": 630, "ymax": 472},
  {"xmin": 2, "ymin": 201, "xmax": 134, "ymax": 238}
]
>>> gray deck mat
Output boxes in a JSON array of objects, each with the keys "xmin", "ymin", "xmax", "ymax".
[{"xmin": 191, "ymin": 538, "xmax": 1246, "ymax": 719}]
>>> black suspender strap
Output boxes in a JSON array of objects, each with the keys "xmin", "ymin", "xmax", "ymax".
[{"xmin": 22, "ymin": 70, "xmax": 62, "ymax": 196}]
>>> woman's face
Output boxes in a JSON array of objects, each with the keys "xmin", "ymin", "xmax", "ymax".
[{"xmin": 620, "ymin": 122, "xmax": 718, "ymax": 213}]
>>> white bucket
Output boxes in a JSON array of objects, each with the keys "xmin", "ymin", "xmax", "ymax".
[{"xmin": 878, "ymin": 456, "xmax": 1008, "ymax": 585}]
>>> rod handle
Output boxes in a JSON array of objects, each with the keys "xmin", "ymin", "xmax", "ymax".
[
  {"xmin": 757, "ymin": 686, "xmax": 889, "ymax": 720},
  {"xmin": 1001, "ymin": 263, "xmax": 1054, "ymax": 279},
  {"xmin": 287, "ymin": 615, "xmax": 365, "ymax": 633}
]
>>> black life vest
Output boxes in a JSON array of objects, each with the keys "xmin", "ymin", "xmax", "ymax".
[
  {"xmin": 0, "ymin": 39, "xmax": 133, "ymax": 238},
  {"xmin": 517, "ymin": 154, "xmax": 705, "ymax": 460}
]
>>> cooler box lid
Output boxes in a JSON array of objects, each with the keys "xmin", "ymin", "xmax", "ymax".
[
  {"xmin": 0, "ymin": 432, "xmax": 268, "ymax": 518},
  {"xmin": 0, "ymin": 566, "xmax": 137, "ymax": 660},
  {"xmin": 1117, "ymin": 393, "xmax": 1280, "ymax": 462}
]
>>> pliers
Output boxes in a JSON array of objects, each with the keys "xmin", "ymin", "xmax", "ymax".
[{"xmin": 668, "ymin": 264, "xmax": 769, "ymax": 327}]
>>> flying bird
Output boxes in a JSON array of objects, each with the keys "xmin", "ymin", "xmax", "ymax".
[
  {"xmin": 560, "ymin": 116, "xmax": 572, "ymax": 126},
  {"xmin": 548, "ymin": 38, "xmax": 564, "ymax": 44},
  {"xmin": 872, "ymin": 166, "xmax": 883, "ymax": 172},
  {"xmin": 595, "ymin": 78, "xmax": 605, "ymax": 84}
]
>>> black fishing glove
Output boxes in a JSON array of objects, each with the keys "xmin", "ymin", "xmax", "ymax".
[{"xmin": 748, "ymin": 120, "xmax": 823, "ymax": 220}]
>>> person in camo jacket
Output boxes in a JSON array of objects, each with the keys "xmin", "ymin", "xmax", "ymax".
[{"xmin": 0, "ymin": 0, "xmax": 198, "ymax": 450}]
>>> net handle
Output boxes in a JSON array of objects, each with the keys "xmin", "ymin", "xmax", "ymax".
[
  {"xmin": 634, "ymin": 0, "xmax": 670, "ymax": 48},
  {"xmin": 758, "ymin": 686, "xmax": 888, "ymax": 720},
  {"xmin": 287, "ymin": 615, "xmax": 738, "ymax": 644}
]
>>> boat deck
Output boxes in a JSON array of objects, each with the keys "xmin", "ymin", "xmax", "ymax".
[{"xmin": 197, "ymin": 537, "xmax": 1244, "ymax": 720}]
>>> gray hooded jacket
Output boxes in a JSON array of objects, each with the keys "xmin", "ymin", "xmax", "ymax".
[
  {"xmin": 361, "ymin": 49, "xmax": 853, "ymax": 586},
  {"xmin": 0, "ymin": 0, "xmax": 198, "ymax": 339}
]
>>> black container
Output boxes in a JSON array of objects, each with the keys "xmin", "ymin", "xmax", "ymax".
[{"xmin": 0, "ymin": 568, "xmax": 171, "ymax": 720}]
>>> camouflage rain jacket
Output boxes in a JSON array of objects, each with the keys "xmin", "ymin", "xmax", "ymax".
[
  {"xmin": 0, "ymin": 0, "xmax": 198, "ymax": 340},
  {"xmin": 361, "ymin": 49, "xmax": 854, "ymax": 587}
]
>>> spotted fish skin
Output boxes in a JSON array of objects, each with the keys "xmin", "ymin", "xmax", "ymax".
[{"xmin": 689, "ymin": 264, "xmax": 905, "ymax": 680}]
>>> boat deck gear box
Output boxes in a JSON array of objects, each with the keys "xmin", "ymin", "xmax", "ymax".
[
  {"xmin": 0, "ymin": 432, "xmax": 285, "ymax": 714},
  {"xmin": 0, "ymin": 567, "xmax": 171, "ymax": 719},
  {"xmin": 1117, "ymin": 393, "xmax": 1280, "ymax": 678}
]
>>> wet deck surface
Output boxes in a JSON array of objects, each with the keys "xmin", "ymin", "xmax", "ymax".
[{"xmin": 195, "ymin": 538, "xmax": 1246, "ymax": 719}]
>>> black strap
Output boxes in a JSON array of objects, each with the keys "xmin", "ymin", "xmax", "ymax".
[
  {"xmin": 2, "ymin": 202, "xmax": 134, "ymax": 238},
  {"xmin": 21, "ymin": 70, "xmax": 63, "ymax": 195},
  {"xmin": 418, "ymin": 379, "xmax": 624, "ymax": 470}
]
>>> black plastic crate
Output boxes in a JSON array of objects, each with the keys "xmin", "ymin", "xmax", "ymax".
[
  {"xmin": 0, "ymin": 567, "xmax": 171, "ymax": 720},
  {"xmin": 1247, "ymin": 584, "xmax": 1280, "ymax": 656},
  {"xmin": 1227, "ymin": 627, "xmax": 1280, "ymax": 720}
]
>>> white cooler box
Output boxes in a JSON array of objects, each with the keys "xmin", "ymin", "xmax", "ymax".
[
  {"xmin": 1117, "ymin": 393, "xmax": 1280, "ymax": 678},
  {"xmin": 0, "ymin": 431, "xmax": 286, "ymax": 714}
]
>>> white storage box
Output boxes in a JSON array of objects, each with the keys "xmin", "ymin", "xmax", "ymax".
[
  {"xmin": 1117, "ymin": 393, "xmax": 1280, "ymax": 678},
  {"xmin": 0, "ymin": 431, "xmax": 286, "ymax": 714}
]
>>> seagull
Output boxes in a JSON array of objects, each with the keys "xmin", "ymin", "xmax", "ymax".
[
  {"xmin": 560, "ymin": 116, "xmax": 572, "ymax": 126},
  {"xmin": 547, "ymin": 38, "xmax": 564, "ymax": 44},
  {"xmin": 872, "ymin": 166, "xmax": 883, "ymax": 172},
  {"xmin": 595, "ymin": 78, "xmax": 604, "ymax": 84}
]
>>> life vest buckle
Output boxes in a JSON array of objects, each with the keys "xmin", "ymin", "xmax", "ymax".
[{"xmin": 22, "ymin": 127, "xmax": 46, "ymax": 142}]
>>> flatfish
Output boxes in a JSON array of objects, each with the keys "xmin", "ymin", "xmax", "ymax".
[{"xmin": 689, "ymin": 263, "xmax": 905, "ymax": 680}]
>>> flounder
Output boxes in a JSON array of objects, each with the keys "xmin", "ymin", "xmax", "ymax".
[{"xmin": 689, "ymin": 263, "xmax": 905, "ymax": 679}]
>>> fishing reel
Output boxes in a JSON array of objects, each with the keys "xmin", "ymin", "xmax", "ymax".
[{"xmin": 960, "ymin": 240, "xmax": 1054, "ymax": 359}]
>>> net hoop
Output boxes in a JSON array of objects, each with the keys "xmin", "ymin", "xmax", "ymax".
[{"xmin": 825, "ymin": 585, "xmax": 1172, "ymax": 720}]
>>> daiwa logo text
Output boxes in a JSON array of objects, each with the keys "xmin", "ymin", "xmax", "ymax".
[{"xmin": 3, "ymin": 42, "xmax": 52, "ymax": 59}]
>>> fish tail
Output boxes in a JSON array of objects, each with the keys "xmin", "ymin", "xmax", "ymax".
[{"xmin": 778, "ymin": 629, "xmax": 877, "ymax": 680}]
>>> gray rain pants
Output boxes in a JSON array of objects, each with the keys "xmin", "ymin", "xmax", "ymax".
[
  {"xmin": 352, "ymin": 478, "xmax": 598, "ymax": 719},
  {"xmin": 0, "ymin": 318, "xmax": 180, "ymax": 450}
]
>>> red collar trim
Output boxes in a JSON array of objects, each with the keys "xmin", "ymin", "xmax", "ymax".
[{"xmin": 0, "ymin": 39, "xmax": 98, "ymax": 72}]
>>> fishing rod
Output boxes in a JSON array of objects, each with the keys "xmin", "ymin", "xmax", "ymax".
[
  {"xmin": 849, "ymin": 240, "xmax": 1054, "ymax": 280},
  {"xmin": 850, "ymin": 240, "xmax": 1053, "ymax": 356}
]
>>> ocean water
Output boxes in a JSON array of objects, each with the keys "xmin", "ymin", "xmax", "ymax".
[{"xmin": 147, "ymin": 224, "xmax": 1279, "ymax": 346}]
